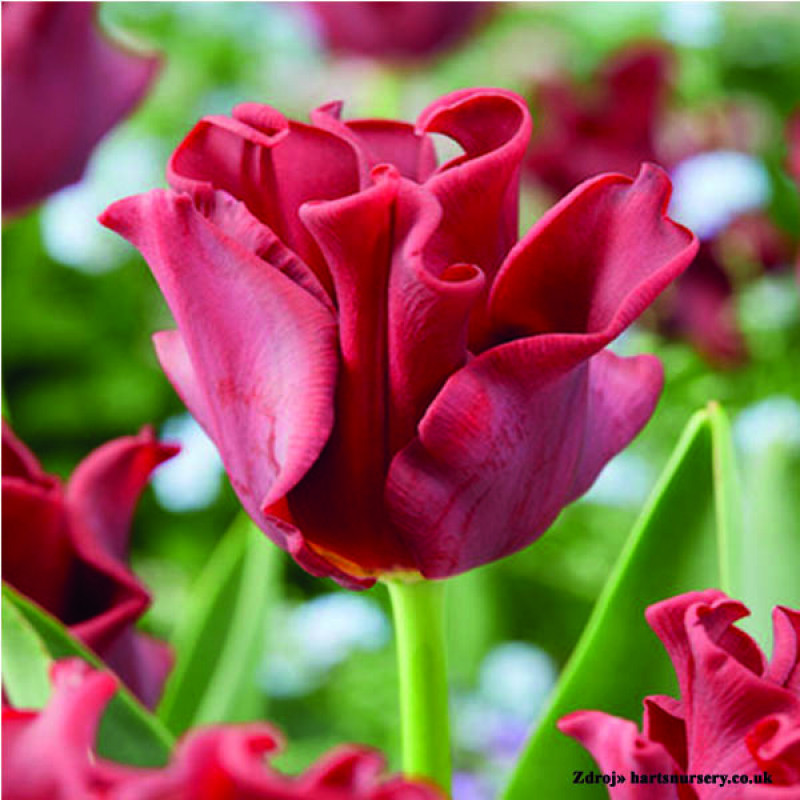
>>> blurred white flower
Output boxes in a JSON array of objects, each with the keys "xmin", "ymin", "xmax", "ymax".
[
  {"xmin": 42, "ymin": 130, "xmax": 164, "ymax": 273},
  {"xmin": 735, "ymin": 396, "xmax": 800, "ymax": 455},
  {"xmin": 669, "ymin": 151, "xmax": 770, "ymax": 241},
  {"xmin": 261, "ymin": 594, "xmax": 390, "ymax": 697},
  {"xmin": 152, "ymin": 414, "xmax": 224, "ymax": 511},
  {"xmin": 479, "ymin": 642, "xmax": 557, "ymax": 723},
  {"xmin": 583, "ymin": 451, "xmax": 655, "ymax": 508},
  {"xmin": 660, "ymin": 2, "xmax": 722, "ymax": 48}
]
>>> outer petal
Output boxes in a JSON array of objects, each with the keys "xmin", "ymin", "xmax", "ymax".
[
  {"xmin": 558, "ymin": 711, "xmax": 681, "ymax": 799},
  {"xmin": 100, "ymin": 190, "xmax": 339, "ymax": 571},
  {"xmin": 2, "ymin": 2, "xmax": 159, "ymax": 216},
  {"xmin": 386, "ymin": 348, "xmax": 662, "ymax": 577},
  {"xmin": 489, "ymin": 164, "xmax": 698, "ymax": 350},
  {"xmin": 166, "ymin": 104, "xmax": 360, "ymax": 293},
  {"xmin": 417, "ymin": 88, "xmax": 532, "ymax": 345},
  {"xmin": 1, "ymin": 660, "xmax": 127, "ymax": 799}
]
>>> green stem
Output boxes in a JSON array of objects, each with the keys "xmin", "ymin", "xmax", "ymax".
[{"xmin": 385, "ymin": 578, "xmax": 451, "ymax": 794}]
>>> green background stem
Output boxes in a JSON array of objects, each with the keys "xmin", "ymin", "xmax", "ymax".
[{"xmin": 385, "ymin": 578, "xmax": 451, "ymax": 794}]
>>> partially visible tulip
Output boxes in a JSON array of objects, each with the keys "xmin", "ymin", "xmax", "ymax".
[
  {"xmin": 303, "ymin": 2, "xmax": 490, "ymax": 62},
  {"xmin": 559, "ymin": 590, "xmax": 800, "ymax": 798},
  {"xmin": 1, "ymin": 659, "xmax": 443, "ymax": 800},
  {"xmin": 2, "ymin": 2, "xmax": 159, "ymax": 217},
  {"xmin": 661, "ymin": 213, "xmax": 794, "ymax": 367},
  {"xmin": 525, "ymin": 45, "xmax": 672, "ymax": 196},
  {"xmin": 101, "ymin": 88, "xmax": 697, "ymax": 588},
  {"xmin": 1, "ymin": 424, "xmax": 177, "ymax": 708}
]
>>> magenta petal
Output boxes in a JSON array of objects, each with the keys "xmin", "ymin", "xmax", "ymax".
[
  {"xmin": 643, "ymin": 695, "xmax": 688, "ymax": 772},
  {"xmin": 558, "ymin": 711, "xmax": 681, "ymax": 799},
  {"xmin": 305, "ymin": 1, "xmax": 489, "ymax": 62},
  {"xmin": 1, "ymin": 660, "xmax": 123, "ymax": 799},
  {"xmin": 386, "ymin": 347, "xmax": 662, "ymax": 578},
  {"xmin": 767, "ymin": 607, "xmax": 800, "ymax": 692},
  {"xmin": 417, "ymin": 89, "xmax": 532, "ymax": 342},
  {"xmin": 310, "ymin": 102, "xmax": 437, "ymax": 186},
  {"xmin": 1, "ymin": 421, "xmax": 51, "ymax": 483},
  {"xmin": 2, "ymin": 2, "xmax": 159, "ymax": 216},
  {"xmin": 100, "ymin": 189, "xmax": 339, "ymax": 563},
  {"xmin": 166, "ymin": 106, "xmax": 360, "ymax": 292},
  {"xmin": 2, "ymin": 479, "xmax": 74, "ymax": 617},
  {"xmin": 66, "ymin": 428, "xmax": 178, "ymax": 563},
  {"xmin": 746, "ymin": 713, "xmax": 800, "ymax": 786},
  {"xmin": 489, "ymin": 165, "xmax": 698, "ymax": 346},
  {"xmin": 680, "ymin": 601, "xmax": 797, "ymax": 776},
  {"xmin": 297, "ymin": 745, "xmax": 385, "ymax": 791}
]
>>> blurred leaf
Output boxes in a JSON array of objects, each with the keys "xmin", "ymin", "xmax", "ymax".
[
  {"xmin": 2, "ymin": 583, "xmax": 173, "ymax": 767},
  {"xmin": 734, "ymin": 430, "xmax": 800, "ymax": 644},
  {"xmin": 157, "ymin": 513, "xmax": 282, "ymax": 734},
  {"xmin": 1, "ymin": 593, "xmax": 52, "ymax": 708},
  {"xmin": 503, "ymin": 404, "xmax": 736, "ymax": 800}
]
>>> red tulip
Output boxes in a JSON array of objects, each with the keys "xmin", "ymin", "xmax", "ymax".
[
  {"xmin": 525, "ymin": 45, "xmax": 673, "ymax": 196},
  {"xmin": 2, "ymin": 2, "xmax": 159, "ymax": 217},
  {"xmin": 1, "ymin": 424, "xmax": 177, "ymax": 708},
  {"xmin": 559, "ymin": 590, "xmax": 800, "ymax": 797},
  {"xmin": 100, "ymin": 88, "xmax": 697, "ymax": 588},
  {"xmin": 303, "ymin": 2, "xmax": 490, "ymax": 62},
  {"xmin": 1, "ymin": 659, "xmax": 443, "ymax": 800}
]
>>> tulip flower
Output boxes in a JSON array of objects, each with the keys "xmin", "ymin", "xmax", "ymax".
[
  {"xmin": 1, "ymin": 659, "xmax": 443, "ymax": 799},
  {"xmin": 101, "ymin": 88, "xmax": 697, "ymax": 589},
  {"xmin": 525, "ymin": 45, "xmax": 672, "ymax": 196},
  {"xmin": 2, "ymin": 2, "xmax": 159, "ymax": 217},
  {"xmin": 303, "ymin": 2, "xmax": 490, "ymax": 62},
  {"xmin": 1, "ymin": 424, "xmax": 177, "ymax": 708},
  {"xmin": 559, "ymin": 590, "xmax": 800, "ymax": 797}
]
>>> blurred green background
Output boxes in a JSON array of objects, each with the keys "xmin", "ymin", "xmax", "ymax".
[{"xmin": 3, "ymin": 3, "xmax": 800, "ymax": 796}]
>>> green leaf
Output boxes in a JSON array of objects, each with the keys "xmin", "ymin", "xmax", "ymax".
[
  {"xmin": 726, "ymin": 406, "xmax": 800, "ymax": 646},
  {"xmin": 2, "ymin": 583, "xmax": 173, "ymax": 767},
  {"xmin": 503, "ymin": 404, "xmax": 736, "ymax": 800},
  {"xmin": 157, "ymin": 513, "xmax": 282, "ymax": 734},
  {"xmin": 1, "ymin": 594, "xmax": 52, "ymax": 708}
]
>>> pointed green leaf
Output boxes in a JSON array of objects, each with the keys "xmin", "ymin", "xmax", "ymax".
[
  {"xmin": 157, "ymin": 513, "xmax": 282, "ymax": 734},
  {"xmin": 503, "ymin": 404, "xmax": 737, "ymax": 799},
  {"xmin": 2, "ymin": 594, "xmax": 52, "ymax": 708},
  {"xmin": 2, "ymin": 583, "xmax": 173, "ymax": 767}
]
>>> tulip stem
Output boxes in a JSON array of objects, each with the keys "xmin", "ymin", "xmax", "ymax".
[{"xmin": 385, "ymin": 578, "xmax": 451, "ymax": 794}]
